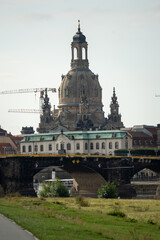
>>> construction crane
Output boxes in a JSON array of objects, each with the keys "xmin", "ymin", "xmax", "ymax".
[
  {"xmin": 0, "ymin": 88, "xmax": 56, "ymax": 95},
  {"xmin": 8, "ymin": 109, "xmax": 42, "ymax": 114},
  {"xmin": 0, "ymin": 87, "xmax": 56, "ymax": 114}
]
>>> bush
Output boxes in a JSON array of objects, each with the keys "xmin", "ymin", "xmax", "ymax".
[
  {"xmin": 130, "ymin": 149, "xmax": 156, "ymax": 156},
  {"xmin": 76, "ymin": 195, "xmax": 89, "ymax": 207},
  {"xmin": 127, "ymin": 218, "xmax": 137, "ymax": 223},
  {"xmin": 39, "ymin": 178, "xmax": 69, "ymax": 198},
  {"xmin": 97, "ymin": 182, "xmax": 118, "ymax": 199},
  {"xmin": 147, "ymin": 219, "xmax": 156, "ymax": 225},
  {"xmin": 114, "ymin": 149, "xmax": 129, "ymax": 156},
  {"xmin": 107, "ymin": 210, "xmax": 126, "ymax": 218}
]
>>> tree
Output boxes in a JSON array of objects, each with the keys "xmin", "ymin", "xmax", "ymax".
[
  {"xmin": 39, "ymin": 178, "xmax": 69, "ymax": 197},
  {"xmin": 97, "ymin": 182, "xmax": 118, "ymax": 198}
]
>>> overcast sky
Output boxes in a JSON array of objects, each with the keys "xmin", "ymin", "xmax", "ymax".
[{"xmin": 0, "ymin": 0, "xmax": 160, "ymax": 135}]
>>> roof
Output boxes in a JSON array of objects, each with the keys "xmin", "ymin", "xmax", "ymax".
[
  {"xmin": 21, "ymin": 130, "xmax": 128, "ymax": 143},
  {"xmin": 0, "ymin": 143, "xmax": 14, "ymax": 154},
  {"xmin": 128, "ymin": 131, "xmax": 152, "ymax": 138}
]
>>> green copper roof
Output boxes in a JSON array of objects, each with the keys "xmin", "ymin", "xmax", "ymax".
[{"xmin": 21, "ymin": 130, "xmax": 128, "ymax": 143}]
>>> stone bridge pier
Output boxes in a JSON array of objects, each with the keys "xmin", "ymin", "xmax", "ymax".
[{"xmin": 0, "ymin": 156, "xmax": 36, "ymax": 196}]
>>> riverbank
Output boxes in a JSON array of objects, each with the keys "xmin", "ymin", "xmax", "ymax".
[{"xmin": 0, "ymin": 197, "xmax": 160, "ymax": 240}]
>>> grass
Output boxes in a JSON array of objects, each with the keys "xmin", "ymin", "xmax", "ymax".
[{"xmin": 0, "ymin": 197, "xmax": 160, "ymax": 240}]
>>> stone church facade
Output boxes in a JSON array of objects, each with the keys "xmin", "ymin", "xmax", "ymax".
[{"xmin": 37, "ymin": 22, "xmax": 124, "ymax": 133}]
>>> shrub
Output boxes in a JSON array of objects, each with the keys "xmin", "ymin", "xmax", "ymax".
[
  {"xmin": 107, "ymin": 210, "xmax": 126, "ymax": 218},
  {"xmin": 147, "ymin": 219, "xmax": 156, "ymax": 225},
  {"xmin": 127, "ymin": 218, "xmax": 137, "ymax": 223},
  {"xmin": 39, "ymin": 178, "xmax": 69, "ymax": 198},
  {"xmin": 114, "ymin": 149, "xmax": 129, "ymax": 156},
  {"xmin": 130, "ymin": 149, "xmax": 156, "ymax": 156},
  {"xmin": 76, "ymin": 196, "xmax": 89, "ymax": 207},
  {"xmin": 97, "ymin": 182, "xmax": 118, "ymax": 199}
]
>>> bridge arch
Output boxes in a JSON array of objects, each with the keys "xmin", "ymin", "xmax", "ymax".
[{"xmin": 33, "ymin": 164, "xmax": 106, "ymax": 197}]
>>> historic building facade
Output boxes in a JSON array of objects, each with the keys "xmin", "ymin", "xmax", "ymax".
[
  {"xmin": 20, "ymin": 130, "xmax": 132, "ymax": 156},
  {"xmin": 37, "ymin": 23, "xmax": 124, "ymax": 133}
]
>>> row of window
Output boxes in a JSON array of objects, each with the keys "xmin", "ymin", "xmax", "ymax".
[
  {"xmin": 134, "ymin": 140, "xmax": 154, "ymax": 145},
  {"xmin": 22, "ymin": 141, "xmax": 119, "ymax": 153}
]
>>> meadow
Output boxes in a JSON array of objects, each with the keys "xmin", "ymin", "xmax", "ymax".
[{"xmin": 0, "ymin": 196, "xmax": 160, "ymax": 240}]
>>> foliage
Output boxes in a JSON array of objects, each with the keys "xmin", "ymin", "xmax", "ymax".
[
  {"xmin": 114, "ymin": 149, "xmax": 129, "ymax": 156},
  {"xmin": 147, "ymin": 219, "xmax": 156, "ymax": 225},
  {"xmin": 130, "ymin": 149, "xmax": 156, "ymax": 156},
  {"xmin": 39, "ymin": 179, "xmax": 69, "ymax": 198},
  {"xmin": 127, "ymin": 218, "xmax": 138, "ymax": 223},
  {"xmin": 97, "ymin": 182, "xmax": 118, "ymax": 199},
  {"xmin": 75, "ymin": 195, "xmax": 89, "ymax": 207},
  {"xmin": 114, "ymin": 149, "xmax": 160, "ymax": 157},
  {"xmin": 107, "ymin": 210, "xmax": 126, "ymax": 218}
]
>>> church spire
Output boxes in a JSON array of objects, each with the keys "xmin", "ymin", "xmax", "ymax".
[
  {"xmin": 107, "ymin": 87, "xmax": 124, "ymax": 129},
  {"xmin": 78, "ymin": 20, "xmax": 80, "ymax": 31},
  {"xmin": 111, "ymin": 87, "xmax": 118, "ymax": 105}
]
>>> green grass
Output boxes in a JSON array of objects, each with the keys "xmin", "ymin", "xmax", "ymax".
[{"xmin": 0, "ymin": 197, "xmax": 160, "ymax": 240}]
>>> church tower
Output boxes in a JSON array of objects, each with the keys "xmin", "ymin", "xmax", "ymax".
[
  {"xmin": 107, "ymin": 87, "xmax": 124, "ymax": 129},
  {"xmin": 37, "ymin": 89, "xmax": 54, "ymax": 133},
  {"xmin": 71, "ymin": 20, "xmax": 89, "ymax": 69}
]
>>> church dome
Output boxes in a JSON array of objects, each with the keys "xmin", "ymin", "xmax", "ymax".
[
  {"xmin": 59, "ymin": 68, "xmax": 102, "ymax": 107},
  {"xmin": 57, "ymin": 22, "xmax": 105, "ymax": 129}
]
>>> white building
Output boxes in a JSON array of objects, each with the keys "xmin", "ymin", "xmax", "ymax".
[{"xmin": 20, "ymin": 130, "xmax": 132, "ymax": 156}]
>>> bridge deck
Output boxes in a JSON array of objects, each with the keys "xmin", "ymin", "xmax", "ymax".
[{"xmin": 0, "ymin": 154, "xmax": 160, "ymax": 160}]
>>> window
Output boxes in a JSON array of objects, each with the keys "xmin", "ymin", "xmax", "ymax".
[
  {"xmin": 115, "ymin": 142, "xmax": 119, "ymax": 149},
  {"xmin": 67, "ymin": 143, "xmax": 71, "ymax": 150},
  {"xmin": 34, "ymin": 145, "xmax": 38, "ymax": 152},
  {"xmin": 22, "ymin": 145, "xmax": 26, "ymax": 153},
  {"xmin": 40, "ymin": 145, "xmax": 44, "ymax": 152},
  {"xmin": 96, "ymin": 142, "xmax": 99, "ymax": 150},
  {"xmin": 60, "ymin": 143, "xmax": 64, "ymax": 150},
  {"xmin": 82, "ymin": 47, "xmax": 86, "ymax": 60},
  {"xmin": 65, "ymin": 87, "xmax": 69, "ymax": 97},
  {"xmin": 125, "ymin": 141, "xmax": 128, "ymax": 149},
  {"xmin": 74, "ymin": 47, "xmax": 78, "ymax": 60},
  {"xmin": 102, "ymin": 142, "xmax": 105, "ymax": 149},
  {"xmin": 150, "ymin": 140, "xmax": 153, "ymax": 145},
  {"xmin": 76, "ymin": 143, "xmax": 80, "ymax": 150},
  {"xmin": 85, "ymin": 142, "xmax": 88, "ymax": 150},
  {"xmin": 28, "ymin": 145, "xmax": 32, "ymax": 152},
  {"xmin": 109, "ymin": 142, "xmax": 112, "ymax": 149},
  {"xmin": 145, "ymin": 140, "xmax": 149, "ymax": 145},
  {"xmin": 56, "ymin": 144, "xmax": 58, "ymax": 151},
  {"xmin": 134, "ymin": 140, "xmax": 138, "ymax": 145},
  {"xmin": 90, "ymin": 142, "xmax": 93, "ymax": 150},
  {"xmin": 48, "ymin": 144, "xmax": 52, "ymax": 151}
]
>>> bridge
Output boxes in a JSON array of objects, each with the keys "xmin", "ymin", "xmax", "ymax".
[{"xmin": 0, "ymin": 154, "xmax": 160, "ymax": 198}]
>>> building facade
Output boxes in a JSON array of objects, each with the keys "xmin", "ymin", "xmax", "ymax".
[
  {"xmin": 122, "ymin": 125, "xmax": 159, "ymax": 149},
  {"xmin": 0, "ymin": 127, "xmax": 23, "ymax": 154},
  {"xmin": 20, "ymin": 130, "xmax": 132, "ymax": 156},
  {"xmin": 37, "ymin": 22, "xmax": 124, "ymax": 133}
]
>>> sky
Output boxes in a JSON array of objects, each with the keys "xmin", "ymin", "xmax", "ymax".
[{"xmin": 0, "ymin": 0, "xmax": 160, "ymax": 135}]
